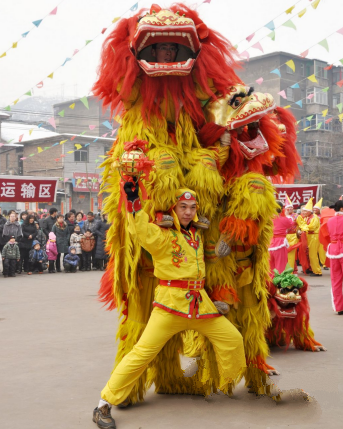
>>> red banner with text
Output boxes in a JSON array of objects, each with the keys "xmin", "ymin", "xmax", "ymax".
[
  {"xmin": 0, "ymin": 176, "xmax": 59, "ymax": 202},
  {"xmin": 275, "ymin": 184, "xmax": 323, "ymax": 208}
]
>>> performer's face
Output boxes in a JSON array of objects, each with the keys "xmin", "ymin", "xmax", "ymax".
[
  {"xmin": 151, "ymin": 43, "xmax": 178, "ymax": 63},
  {"xmin": 303, "ymin": 210, "xmax": 312, "ymax": 217},
  {"xmin": 174, "ymin": 200, "xmax": 197, "ymax": 227},
  {"xmin": 313, "ymin": 208, "xmax": 320, "ymax": 215},
  {"xmin": 285, "ymin": 207, "xmax": 293, "ymax": 215}
]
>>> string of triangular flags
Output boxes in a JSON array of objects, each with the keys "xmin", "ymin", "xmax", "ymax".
[
  {"xmin": 1, "ymin": 1, "xmax": 141, "ymax": 111},
  {"xmin": 0, "ymin": 1, "xmax": 63, "ymax": 60},
  {"xmin": 237, "ymin": 0, "xmax": 322, "ymax": 59}
]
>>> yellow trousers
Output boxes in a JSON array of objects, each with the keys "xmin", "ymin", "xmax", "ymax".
[
  {"xmin": 307, "ymin": 234, "xmax": 322, "ymax": 275},
  {"xmin": 101, "ymin": 307, "xmax": 246, "ymax": 405}
]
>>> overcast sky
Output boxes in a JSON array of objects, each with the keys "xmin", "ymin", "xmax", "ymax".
[{"xmin": 1, "ymin": 0, "xmax": 342, "ymax": 108}]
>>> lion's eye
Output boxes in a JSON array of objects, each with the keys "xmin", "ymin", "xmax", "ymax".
[{"xmin": 233, "ymin": 97, "xmax": 242, "ymax": 107}]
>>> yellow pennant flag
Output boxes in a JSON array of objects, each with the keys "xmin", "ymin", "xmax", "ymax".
[
  {"xmin": 12, "ymin": 42, "xmax": 18, "ymax": 49},
  {"xmin": 98, "ymin": 155, "xmax": 107, "ymax": 158},
  {"xmin": 60, "ymin": 139, "xmax": 68, "ymax": 145},
  {"xmin": 298, "ymin": 9, "xmax": 306, "ymax": 18},
  {"xmin": 307, "ymin": 74, "xmax": 318, "ymax": 83},
  {"xmin": 13, "ymin": 99, "xmax": 19, "ymax": 105},
  {"xmin": 29, "ymin": 129, "xmax": 34, "ymax": 135},
  {"xmin": 38, "ymin": 147, "xmax": 43, "ymax": 153},
  {"xmin": 112, "ymin": 17, "xmax": 120, "ymax": 23},
  {"xmin": 339, "ymin": 113, "xmax": 343, "ymax": 122},
  {"xmin": 67, "ymin": 150, "xmax": 74, "ymax": 154},
  {"xmin": 114, "ymin": 114, "xmax": 122, "ymax": 124},
  {"xmin": 284, "ymin": 105, "xmax": 291, "ymax": 109},
  {"xmin": 69, "ymin": 103, "xmax": 75, "ymax": 109},
  {"xmin": 322, "ymin": 108, "xmax": 328, "ymax": 117},
  {"xmin": 76, "ymin": 178, "xmax": 82, "ymax": 185},
  {"xmin": 0, "ymin": 52, "xmax": 6, "ymax": 58},
  {"xmin": 285, "ymin": 59, "xmax": 295, "ymax": 72},
  {"xmin": 303, "ymin": 126, "xmax": 310, "ymax": 131},
  {"xmin": 285, "ymin": 5, "xmax": 295, "ymax": 14},
  {"xmin": 75, "ymin": 144, "xmax": 82, "ymax": 150},
  {"xmin": 47, "ymin": 73, "xmax": 54, "ymax": 79},
  {"xmin": 311, "ymin": 0, "xmax": 321, "ymax": 10}
]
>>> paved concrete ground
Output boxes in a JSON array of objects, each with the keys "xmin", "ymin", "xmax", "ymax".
[{"xmin": 1, "ymin": 269, "xmax": 342, "ymax": 429}]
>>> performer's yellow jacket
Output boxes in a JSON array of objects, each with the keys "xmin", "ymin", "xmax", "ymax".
[{"xmin": 128, "ymin": 210, "xmax": 220, "ymax": 319}]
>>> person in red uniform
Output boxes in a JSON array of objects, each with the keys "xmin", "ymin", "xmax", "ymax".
[
  {"xmin": 269, "ymin": 201, "xmax": 294, "ymax": 274},
  {"xmin": 326, "ymin": 200, "xmax": 343, "ymax": 315}
]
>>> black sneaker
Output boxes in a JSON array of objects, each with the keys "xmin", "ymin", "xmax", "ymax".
[
  {"xmin": 92, "ymin": 405, "xmax": 116, "ymax": 429},
  {"xmin": 338, "ymin": 311, "xmax": 343, "ymax": 315}
]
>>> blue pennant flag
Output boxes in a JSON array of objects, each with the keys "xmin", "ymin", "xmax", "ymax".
[
  {"xmin": 130, "ymin": 3, "xmax": 138, "ymax": 11},
  {"xmin": 295, "ymin": 100, "xmax": 303, "ymax": 108},
  {"xmin": 93, "ymin": 138, "xmax": 99, "ymax": 143},
  {"xmin": 22, "ymin": 31, "xmax": 30, "ymax": 38},
  {"xmin": 102, "ymin": 120, "xmax": 113, "ymax": 130},
  {"xmin": 265, "ymin": 21, "xmax": 275, "ymax": 31},
  {"xmin": 270, "ymin": 68, "xmax": 281, "ymax": 77},
  {"xmin": 32, "ymin": 19, "xmax": 43, "ymax": 27},
  {"xmin": 38, "ymin": 123, "xmax": 43, "ymax": 128},
  {"xmin": 51, "ymin": 142, "xmax": 59, "ymax": 147},
  {"xmin": 291, "ymin": 83, "xmax": 300, "ymax": 89},
  {"xmin": 85, "ymin": 143, "xmax": 90, "ymax": 147},
  {"xmin": 62, "ymin": 57, "xmax": 71, "ymax": 66}
]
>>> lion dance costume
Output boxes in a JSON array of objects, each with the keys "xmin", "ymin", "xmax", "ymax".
[{"xmin": 94, "ymin": 4, "xmax": 302, "ymax": 402}]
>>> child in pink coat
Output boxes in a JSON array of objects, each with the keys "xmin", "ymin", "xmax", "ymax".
[{"xmin": 46, "ymin": 231, "xmax": 58, "ymax": 273}]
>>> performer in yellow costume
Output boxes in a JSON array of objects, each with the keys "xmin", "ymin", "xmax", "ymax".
[
  {"xmin": 94, "ymin": 3, "xmax": 303, "ymax": 407},
  {"xmin": 93, "ymin": 185, "xmax": 246, "ymax": 429},
  {"xmin": 297, "ymin": 198, "xmax": 322, "ymax": 276},
  {"xmin": 313, "ymin": 198, "xmax": 328, "ymax": 270}
]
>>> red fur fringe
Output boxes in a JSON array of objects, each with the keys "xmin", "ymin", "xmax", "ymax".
[
  {"xmin": 219, "ymin": 216, "xmax": 259, "ymax": 245},
  {"xmin": 210, "ymin": 285, "xmax": 240, "ymax": 304},
  {"xmin": 98, "ymin": 254, "xmax": 117, "ymax": 310}
]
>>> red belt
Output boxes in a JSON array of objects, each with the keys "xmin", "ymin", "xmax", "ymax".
[
  {"xmin": 273, "ymin": 234, "xmax": 286, "ymax": 238},
  {"xmin": 307, "ymin": 232, "xmax": 318, "ymax": 235},
  {"xmin": 160, "ymin": 279, "xmax": 205, "ymax": 290}
]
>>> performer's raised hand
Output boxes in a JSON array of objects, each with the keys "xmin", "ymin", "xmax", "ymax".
[{"xmin": 124, "ymin": 177, "xmax": 139, "ymax": 202}]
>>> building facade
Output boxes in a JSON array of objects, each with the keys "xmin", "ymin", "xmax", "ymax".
[{"xmin": 238, "ymin": 52, "xmax": 343, "ymax": 205}]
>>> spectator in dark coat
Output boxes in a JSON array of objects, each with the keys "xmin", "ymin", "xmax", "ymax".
[
  {"xmin": 93, "ymin": 214, "xmax": 110, "ymax": 270},
  {"xmin": 28, "ymin": 241, "xmax": 48, "ymax": 275},
  {"xmin": 20, "ymin": 215, "xmax": 37, "ymax": 272},
  {"xmin": 2, "ymin": 212, "xmax": 23, "ymax": 243},
  {"xmin": 66, "ymin": 212, "xmax": 76, "ymax": 241},
  {"xmin": 63, "ymin": 246, "xmax": 80, "ymax": 273},
  {"xmin": 43, "ymin": 207, "xmax": 58, "ymax": 238},
  {"xmin": 0, "ymin": 207, "xmax": 7, "ymax": 253},
  {"xmin": 83, "ymin": 212, "xmax": 99, "ymax": 269},
  {"xmin": 2, "ymin": 236, "xmax": 20, "ymax": 277},
  {"xmin": 52, "ymin": 214, "xmax": 70, "ymax": 272},
  {"xmin": 35, "ymin": 221, "xmax": 47, "ymax": 250}
]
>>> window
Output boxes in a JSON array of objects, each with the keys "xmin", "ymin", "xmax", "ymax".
[
  {"xmin": 286, "ymin": 65, "xmax": 295, "ymax": 74},
  {"xmin": 306, "ymin": 63, "xmax": 311, "ymax": 77},
  {"xmin": 306, "ymin": 87, "xmax": 328, "ymax": 105},
  {"xmin": 333, "ymin": 93, "xmax": 343, "ymax": 108},
  {"xmin": 333, "ymin": 68, "xmax": 342, "ymax": 84},
  {"xmin": 74, "ymin": 144, "xmax": 88, "ymax": 162},
  {"xmin": 300, "ymin": 63, "xmax": 304, "ymax": 77},
  {"xmin": 314, "ymin": 60, "xmax": 328, "ymax": 79},
  {"xmin": 333, "ymin": 119, "xmax": 343, "ymax": 133},
  {"xmin": 104, "ymin": 146, "xmax": 111, "ymax": 156},
  {"xmin": 286, "ymin": 88, "xmax": 294, "ymax": 101},
  {"xmin": 304, "ymin": 114, "xmax": 332, "ymax": 131},
  {"xmin": 302, "ymin": 141, "xmax": 332, "ymax": 158}
]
